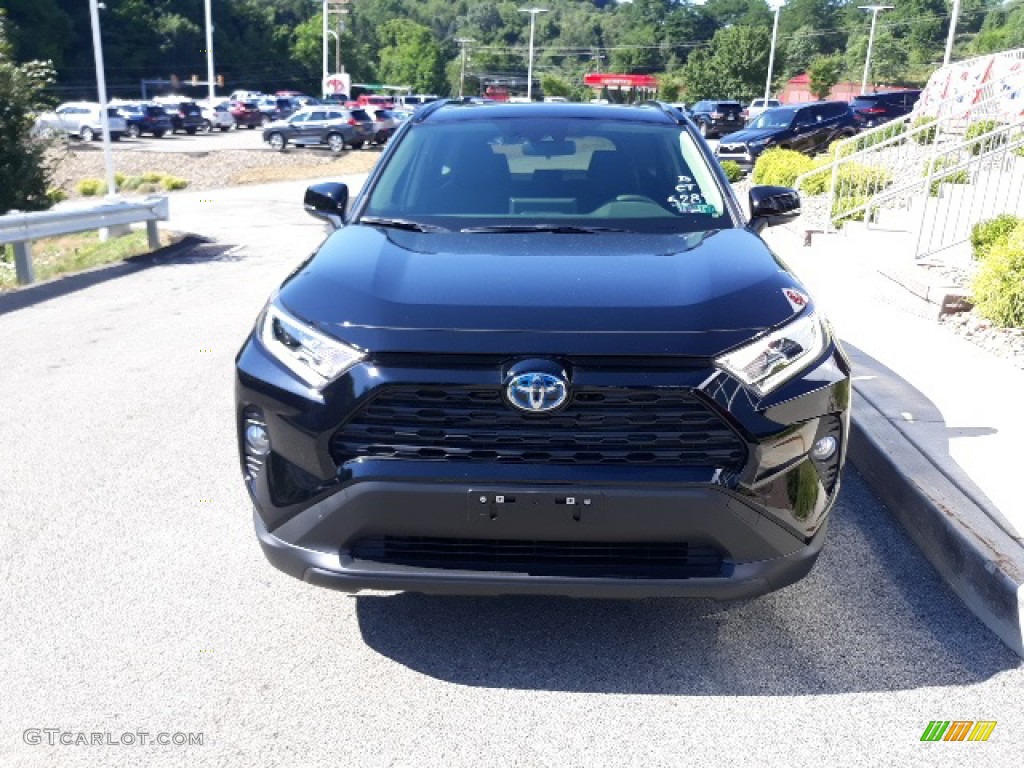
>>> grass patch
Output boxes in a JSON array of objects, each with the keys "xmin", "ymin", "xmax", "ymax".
[{"xmin": 0, "ymin": 228, "xmax": 180, "ymax": 291}]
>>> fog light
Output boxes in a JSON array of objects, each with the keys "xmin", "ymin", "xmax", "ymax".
[
  {"xmin": 245, "ymin": 423, "xmax": 271, "ymax": 455},
  {"xmin": 811, "ymin": 435, "xmax": 837, "ymax": 461}
]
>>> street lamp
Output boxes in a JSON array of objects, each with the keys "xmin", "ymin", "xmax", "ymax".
[
  {"xmin": 764, "ymin": 1, "xmax": 783, "ymax": 105},
  {"xmin": 943, "ymin": 0, "xmax": 961, "ymax": 66},
  {"xmin": 519, "ymin": 7, "xmax": 548, "ymax": 101},
  {"xmin": 88, "ymin": 0, "xmax": 116, "ymax": 198},
  {"xmin": 859, "ymin": 5, "xmax": 894, "ymax": 95},
  {"xmin": 204, "ymin": 0, "xmax": 215, "ymax": 101},
  {"xmin": 455, "ymin": 38, "xmax": 475, "ymax": 99}
]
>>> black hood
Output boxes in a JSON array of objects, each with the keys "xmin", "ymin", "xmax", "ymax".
[
  {"xmin": 277, "ymin": 226, "xmax": 811, "ymax": 358},
  {"xmin": 718, "ymin": 127, "xmax": 784, "ymax": 145}
]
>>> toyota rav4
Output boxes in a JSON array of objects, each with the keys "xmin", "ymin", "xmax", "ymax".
[{"xmin": 235, "ymin": 101, "xmax": 851, "ymax": 598}]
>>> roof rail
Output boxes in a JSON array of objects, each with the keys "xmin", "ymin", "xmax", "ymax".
[{"xmin": 411, "ymin": 99, "xmax": 453, "ymax": 123}]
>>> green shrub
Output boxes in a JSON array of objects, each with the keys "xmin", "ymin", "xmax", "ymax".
[
  {"xmin": 136, "ymin": 183, "xmax": 160, "ymax": 194},
  {"xmin": 855, "ymin": 120, "xmax": 906, "ymax": 150},
  {"xmin": 46, "ymin": 188, "xmax": 67, "ymax": 205},
  {"xmin": 971, "ymin": 229, "xmax": 1024, "ymax": 327},
  {"xmin": 970, "ymin": 214, "xmax": 1023, "ymax": 261},
  {"xmin": 964, "ymin": 120, "xmax": 1005, "ymax": 156},
  {"xmin": 114, "ymin": 172, "xmax": 127, "ymax": 186},
  {"xmin": 140, "ymin": 171, "xmax": 164, "ymax": 183},
  {"xmin": 830, "ymin": 194, "xmax": 870, "ymax": 226},
  {"xmin": 796, "ymin": 156, "xmax": 834, "ymax": 196},
  {"xmin": 76, "ymin": 178, "xmax": 106, "ymax": 196},
  {"xmin": 160, "ymin": 175, "xmax": 188, "ymax": 191},
  {"xmin": 827, "ymin": 139, "xmax": 857, "ymax": 160},
  {"xmin": 911, "ymin": 116, "xmax": 938, "ymax": 145},
  {"xmin": 922, "ymin": 156, "xmax": 969, "ymax": 196},
  {"xmin": 752, "ymin": 148, "xmax": 814, "ymax": 187},
  {"xmin": 119, "ymin": 175, "xmax": 144, "ymax": 191},
  {"xmin": 719, "ymin": 160, "xmax": 744, "ymax": 182}
]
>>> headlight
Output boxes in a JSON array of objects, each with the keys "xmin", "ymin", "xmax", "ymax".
[
  {"xmin": 716, "ymin": 312, "xmax": 826, "ymax": 396},
  {"xmin": 259, "ymin": 301, "xmax": 364, "ymax": 388},
  {"xmin": 748, "ymin": 137, "xmax": 772, "ymax": 148}
]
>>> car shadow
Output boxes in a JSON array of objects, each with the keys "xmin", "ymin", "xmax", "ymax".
[
  {"xmin": 0, "ymin": 235, "xmax": 244, "ymax": 316},
  {"xmin": 353, "ymin": 467, "xmax": 1019, "ymax": 695}
]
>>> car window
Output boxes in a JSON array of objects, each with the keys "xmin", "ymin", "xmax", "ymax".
[
  {"xmin": 716, "ymin": 102, "xmax": 742, "ymax": 111},
  {"xmin": 289, "ymin": 113, "xmax": 309, "ymax": 124},
  {"xmin": 308, "ymin": 111, "xmax": 326, "ymax": 121},
  {"xmin": 750, "ymin": 108, "xmax": 795, "ymax": 129},
  {"xmin": 350, "ymin": 109, "xmax": 371, "ymax": 121},
  {"xmin": 363, "ymin": 117, "xmax": 729, "ymax": 233}
]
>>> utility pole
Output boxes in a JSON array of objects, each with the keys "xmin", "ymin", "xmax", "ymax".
[
  {"xmin": 519, "ymin": 7, "xmax": 548, "ymax": 101},
  {"xmin": 88, "ymin": 0, "xmax": 116, "ymax": 199},
  {"xmin": 456, "ymin": 38, "xmax": 475, "ymax": 99},
  {"xmin": 859, "ymin": 5, "xmax": 894, "ymax": 95}
]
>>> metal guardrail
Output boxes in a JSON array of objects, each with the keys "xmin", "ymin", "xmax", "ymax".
[{"xmin": 0, "ymin": 196, "xmax": 169, "ymax": 286}]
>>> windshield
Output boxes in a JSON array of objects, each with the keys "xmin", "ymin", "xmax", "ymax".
[
  {"xmin": 362, "ymin": 116, "xmax": 731, "ymax": 234},
  {"xmin": 750, "ymin": 108, "xmax": 796, "ymax": 129}
]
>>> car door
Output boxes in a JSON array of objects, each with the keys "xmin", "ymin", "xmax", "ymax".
[
  {"xmin": 300, "ymin": 110, "xmax": 327, "ymax": 143},
  {"xmin": 789, "ymin": 107, "xmax": 818, "ymax": 153}
]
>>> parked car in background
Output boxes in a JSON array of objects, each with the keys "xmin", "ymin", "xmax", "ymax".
[
  {"xmin": 356, "ymin": 93, "xmax": 395, "ymax": 109},
  {"xmin": 262, "ymin": 106, "xmax": 375, "ymax": 152},
  {"xmin": 743, "ymin": 98, "xmax": 782, "ymax": 124},
  {"xmin": 229, "ymin": 100, "xmax": 264, "ymax": 129},
  {"xmin": 688, "ymin": 100, "xmax": 745, "ymax": 138},
  {"xmin": 716, "ymin": 101, "xmax": 858, "ymax": 170},
  {"xmin": 154, "ymin": 99, "xmax": 206, "ymax": 134},
  {"xmin": 198, "ymin": 100, "xmax": 235, "ymax": 132},
  {"xmin": 34, "ymin": 102, "xmax": 127, "ymax": 142},
  {"xmin": 114, "ymin": 101, "xmax": 173, "ymax": 138},
  {"xmin": 396, "ymin": 94, "xmax": 438, "ymax": 108},
  {"xmin": 850, "ymin": 90, "xmax": 922, "ymax": 128},
  {"xmin": 256, "ymin": 96, "xmax": 299, "ymax": 125},
  {"xmin": 237, "ymin": 101, "xmax": 851, "ymax": 598},
  {"xmin": 364, "ymin": 107, "xmax": 399, "ymax": 144}
]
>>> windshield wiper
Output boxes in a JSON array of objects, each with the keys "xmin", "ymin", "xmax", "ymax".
[
  {"xmin": 360, "ymin": 216, "xmax": 449, "ymax": 233},
  {"xmin": 460, "ymin": 224, "xmax": 627, "ymax": 234}
]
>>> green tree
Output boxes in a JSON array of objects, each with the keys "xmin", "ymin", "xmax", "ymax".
[
  {"xmin": 681, "ymin": 24, "xmax": 771, "ymax": 100},
  {"xmin": 808, "ymin": 54, "xmax": 842, "ymax": 99},
  {"xmin": 376, "ymin": 19, "xmax": 446, "ymax": 94},
  {"xmin": 0, "ymin": 11, "xmax": 56, "ymax": 214}
]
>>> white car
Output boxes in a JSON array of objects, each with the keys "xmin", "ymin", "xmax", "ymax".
[
  {"xmin": 198, "ymin": 100, "xmax": 235, "ymax": 132},
  {"xmin": 744, "ymin": 98, "xmax": 782, "ymax": 123},
  {"xmin": 34, "ymin": 101, "xmax": 127, "ymax": 142}
]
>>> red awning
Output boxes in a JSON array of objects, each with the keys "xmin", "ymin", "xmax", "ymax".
[{"xmin": 584, "ymin": 73, "xmax": 658, "ymax": 89}]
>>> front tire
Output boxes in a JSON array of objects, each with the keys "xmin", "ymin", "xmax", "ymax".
[
  {"xmin": 327, "ymin": 133, "xmax": 346, "ymax": 153},
  {"xmin": 80, "ymin": 126, "xmax": 94, "ymax": 142},
  {"xmin": 186, "ymin": 127, "xmax": 197, "ymax": 135},
  {"xmin": 126, "ymin": 124, "xmax": 141, "ymax": 139},
  {"xmin": 699, "ymin": 122, "xmax": 708, "ymax": 138},
  {"xmin": 268, "ymin": 132, "xmax": 287, "ymax": 152}
]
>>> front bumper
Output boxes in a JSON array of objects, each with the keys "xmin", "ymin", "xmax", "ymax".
[{"xmin": 237, "ymin": 336, "xmax": 851, "ymax": 598}]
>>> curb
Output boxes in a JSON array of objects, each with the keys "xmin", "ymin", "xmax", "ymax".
[{"xmin": 848, "ymin": 388, "xmax": 1024, "ymax": 657}]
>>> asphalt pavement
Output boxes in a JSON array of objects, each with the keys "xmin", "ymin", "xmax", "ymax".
[{"xmin": 1, "ymin": 179, "xmax": 1022, "ymax": 767}]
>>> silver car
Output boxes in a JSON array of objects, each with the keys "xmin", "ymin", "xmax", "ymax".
[
  {"xmin": 198, "ymin": 100, "xmax": 236, "ymax": 132},
  {"xmin": 34, "ymin": 102, "xmax": 127, "ymax": 142}
]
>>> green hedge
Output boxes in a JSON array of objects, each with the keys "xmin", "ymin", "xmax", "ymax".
[
  {"xmin": 922, "ymin": 156, "xmax": 969, "ymax": 196},
  {"xmin": 971, "ymin": 226, "xmax": 1024, "ymax": 327},
  {"xmin": 970, "ymin": 214, "xmax": 1023, "ymax": 261},
  {"xmin": 719, "ymin": 160, "xmax": 744, "ymax": 183},
  {"xmin": 854, "ymin": 120, "xmax": 906, "ymax": 150},
  {"xmin": 797, "ymin": 160, "xmax": 892, "ymax": 197},
  {"xmin": 752, "ymin": 148, "xmax": 814, "ymax": 188}
]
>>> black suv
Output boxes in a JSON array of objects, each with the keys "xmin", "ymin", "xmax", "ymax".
[
  {"xmin": 716, "ymin": 101, "xmax": 858, "ymax": 169},
  {"xmin": 235, "ymin": 101, "xmax": 851, "ymax": 598},
  {"xmin": 116, "ymin": 103, "xmax": 173, "ymax": 138},
  {"xmin": 162, "ymin": 100, "xmax": 206, "ymax": 134},
  {"xmin": 688, "ymin": 100, "xmax": 745, "ymax": 138},
  {"xmin": 850, "ymin": 90, "xmax": 921, "ymax": 128}
]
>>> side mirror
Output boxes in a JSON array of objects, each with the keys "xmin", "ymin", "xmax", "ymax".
[
  {"xmin": 303, "ymin": 182, "xmax": 349, "ymax": 229},
  {"xmin": 749, "ymin": 186, "xmax": 801, "ymax": 233}
]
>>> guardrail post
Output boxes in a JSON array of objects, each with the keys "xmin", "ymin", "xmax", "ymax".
[
  {"xmin": 146, "ymin": 220, "xmax": 160, "ymax": 250},
  {"xmin": 13, "ymin": 241, "xmax": 35, "ymax": 285}
]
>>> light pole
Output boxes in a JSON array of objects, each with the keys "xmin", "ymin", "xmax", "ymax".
[
  {"xmin": 859, "ymin": 5, "xmax": 894, "ymax": 95},
  {"xmin": 764, "ymin": 1, "xmax": 782, "ymax": 105},
  {"xmin": 322, "ymin": 0, "xmax": 328, "ymax": 95},
  {"xmin": 456, "ymin": 38, "xmax": 475, "ymax": 99},
  {"xmin": 519, "ymin": 7, "xmax": 548, "ymax": 101},
  {"xmin": 943, "ymin": 0, "xmax": 961, "ymax": 66},
  {"xmin": 204, "ymin": 0, "xmax": 215, "ymax": 101},
  {"xmin": 327, "ymin": 30, "xmax": 339, "ymax": 73},
  {"xmin": 88, "ymin": 0, "xmax": 116, "ymax": 198}
]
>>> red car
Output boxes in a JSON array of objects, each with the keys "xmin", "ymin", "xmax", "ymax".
[{"xmin": 230, "ymin": 100, "xmax": 264, "ymax": 129}]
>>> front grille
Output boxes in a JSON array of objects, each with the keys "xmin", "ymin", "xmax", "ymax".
[
  {"xmin": 718, "ymin": 144, "xmax": 746, "ymax": 155},
  {"xmin": 330, "ymin": 386, "xmax": 746, "ymax": 468},
  {"xmin": 349, "ymin": 536, "xmax": 725, "ymax": 579}
]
